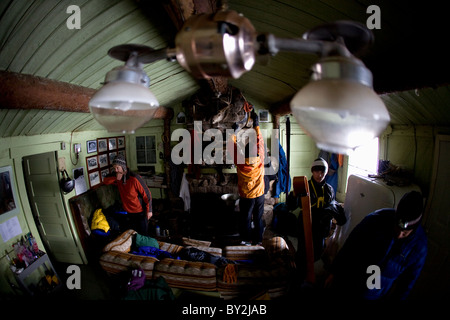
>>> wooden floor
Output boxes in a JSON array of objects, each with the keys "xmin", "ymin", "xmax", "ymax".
[{"xmin": 52, "ymin": 261, "xmax": 123, "ymax": 300}]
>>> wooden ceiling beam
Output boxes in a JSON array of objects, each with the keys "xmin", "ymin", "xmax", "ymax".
[
  {"xmin": 0, "ymin": 71, "xmax": 172, "ymax": 119},
  {"xmin": 160, "ymin": 0, "xmax": 222, "ymax": 24}
]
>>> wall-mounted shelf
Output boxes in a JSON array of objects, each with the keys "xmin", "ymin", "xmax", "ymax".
[{"xmin": 14, "ymin": 253, "xmax": 61, "ymax": 295}]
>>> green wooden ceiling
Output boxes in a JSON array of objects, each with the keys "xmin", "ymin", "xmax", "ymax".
[{"xmin": 0, "ymin": 0, "xmax": 449, "ymax": 137}]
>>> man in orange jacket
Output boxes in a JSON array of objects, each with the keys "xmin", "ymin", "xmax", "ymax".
[
  {"xmin": 231, "ymin": 110, "xmax": 265, "ymax": 245},
  {"xmin": 103, "ymin": 154, "xmax": 152, "ymax": 235}
]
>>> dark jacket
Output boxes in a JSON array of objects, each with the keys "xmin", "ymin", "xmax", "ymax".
[
  {"xmin": 330, "ymin": 209, "xmax": 428, "ymax": 300},
  {"xmin": 309, "ymin": 178, "xmax": 346, "ymax": 222},
  {"xmin": 298, "ymin": 178, "xmax": 346, "ymax": 260}
]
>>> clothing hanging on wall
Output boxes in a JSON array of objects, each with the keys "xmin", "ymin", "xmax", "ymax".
[
  {"xmin": 179, "ymin": 172, "xmax": 191, "ymax": 212},
  {"xmin": 274, "ymin": 142, "xmax": 291, "ymax": 198},
  {"xmin": 319, "ymin": 150, "xmax": 341, "ymax": 193}
]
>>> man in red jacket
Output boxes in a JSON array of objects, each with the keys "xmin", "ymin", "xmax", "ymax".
[{"xmin": 103, "ymin": 154, "xmax": 152, "ymax": 235}]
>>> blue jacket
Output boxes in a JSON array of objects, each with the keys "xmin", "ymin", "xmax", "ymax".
[
  {"xmin": 331, "ymin": 209, "xmax": 427, "ymax": 300},
  {"xmin": 274, "ymin": 142, "xmax": 290, "ymax": 198}
]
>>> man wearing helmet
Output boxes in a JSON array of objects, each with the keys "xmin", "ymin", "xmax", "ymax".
[
  {"xmin": 327, "ymin": 191, "xmax": 428, "ymax": 299},
  {"xmin": 301, "ymin": 158, "xmax": 347, "ymax": 261}
]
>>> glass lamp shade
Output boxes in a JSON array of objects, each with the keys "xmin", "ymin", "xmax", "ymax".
[
  {"xmin": 290, "ymin": 78, "xmax": 390, "ymax": 155},
  {"xmin": 89, "ymin": 81, "xmax": 159, "ymax": 134}
]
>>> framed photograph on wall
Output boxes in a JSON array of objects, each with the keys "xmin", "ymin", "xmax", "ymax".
[
  {"xmin": 87, "ymin": 140, "xmax": 97, "ymax": 154},
  {"xmin": 0, "ymin": 166, "xmax": 20, "ymax": 217},
  {"xmin": 259, "ymin": 110, "xmax": 269, "ymax": 122},
  {"xmin": 98, "ymin": 153, "xmax": 108, "ymax": 168},
  {"xmin": 108, "ymin": 152, "xmax": 117, "ymax": 164},
  {"xmin": 97, "ymin": 138, "xmax": 108, "ymax": 153},
  {"xmin": 108, "ymin": 137, "xmax": 117, "ymax": 151},
  {"xmin": 86, "ymin": 155, "xmax": 98, "ymax": 171},
  {"xmin": 100, "ymin": 168, "xmax": 110, "ymax": 182},
  {"xmin": 117, "ymin": 136, "xmax": 125, "ymax": 149},
  {"xmin": 88, "ymin": 171, "xmax": 100, "ymax": 187}
]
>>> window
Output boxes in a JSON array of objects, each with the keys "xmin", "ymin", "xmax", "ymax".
[
  {"xmin": 136, "ymin": 135, "xmax": 156, "ymax": 166},
  {"xmin": 347, "ymin": 137, "xmax": 379, "ymax": 181}
]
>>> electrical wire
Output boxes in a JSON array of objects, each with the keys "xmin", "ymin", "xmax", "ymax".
[{"xmin": 69, "ymin": 118, "xmax": 93, "ymax": 166}]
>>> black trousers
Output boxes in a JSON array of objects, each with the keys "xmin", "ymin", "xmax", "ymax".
[
  {"xmin": 115, "ymin": 211, "xmax": 148, "ymax": 235},
  {"xmin": 239, "ymin": 195, "xmax": 265, "ymax": 244}
]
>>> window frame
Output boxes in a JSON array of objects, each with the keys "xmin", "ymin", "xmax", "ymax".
[
  {"xmin": 346, "ymin": 137, "xmax": 380, "ymax": 183},
  {"xmin": 136, "ymin": 135, "xmax": 157, "ymax": 165}
]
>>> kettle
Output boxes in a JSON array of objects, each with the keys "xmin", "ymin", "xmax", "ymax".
[{"xmin": 60, "ymin": 169, "xmax": 75, "ymax": 193}]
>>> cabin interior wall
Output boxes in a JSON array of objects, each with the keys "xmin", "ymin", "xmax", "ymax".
[
  {"xmin": 380, "ymin": 125, "xmax": 450, "ymax": 197},
  {"xmin": 1, "ymin": 101, "xmax": 450, "ymax": 297}
]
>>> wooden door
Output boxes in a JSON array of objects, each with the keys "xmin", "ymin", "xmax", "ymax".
[
  {"xmin": 410, "ymin": 135, "xmax": 450, "ymax": 299},
  {"xmin": 23, "ymin": 152, "xmax": 82, "ymax": 264}
]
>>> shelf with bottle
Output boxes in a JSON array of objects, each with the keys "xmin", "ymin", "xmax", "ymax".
[{"xmin": 6, "ymin": 232, "xmax": 44, "ymax": 275}]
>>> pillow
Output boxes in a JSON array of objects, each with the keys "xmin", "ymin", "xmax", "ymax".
[{"xmin": 135, "ymin": 233, "xmax": 159, "ymax": 249}]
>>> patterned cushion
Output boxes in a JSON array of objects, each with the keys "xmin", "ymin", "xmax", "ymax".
[
  {"xmin": 102, "ymin": 229, "xmax": 136, "ymax": 253},
  {"xmin": 217, "ymin": 263, "xmax": 291, "ymax": 292},
  {"xmin": 99, "ymin": 251, "xmax": 157, "ymax": 279},
  {"xmin": 153, "ymin": 259, "xmax": 217, "ymax": 291},
  {"xmin": 182, "ymin": 237, "xmax": 211, "ymax": 247},
  {"xmin": 223, "ymin": 244, "xmax": 266, "ymax": 261},
  {"xmin": 185, "ymin": 246, "xmax": 222, "ymax": 256},
  {"xmin": 158, "ymin": 241, "xmax": 184, "ymax": 255},
  {"xmin": 95, "ymin": 184, "xmax": 121, "ymax": 209},
  {"xmin": 69, "ymin": 184, "xmax": 122, "ymax": 257}
]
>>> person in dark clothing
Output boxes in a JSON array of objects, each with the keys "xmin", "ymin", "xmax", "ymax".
[
  {"xmin": 326, "ymin": 191, "xmax": 428, "ymax": 300},
  {"xmin": 103, "ymin": 154, "xmax": 153, "ymax": 235},
  {"xmin": 299, "ymin": 158, "xmax": 347, "ymax": 261}
]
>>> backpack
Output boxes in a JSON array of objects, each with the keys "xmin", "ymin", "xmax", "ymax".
[{"xmin": 124, "ymin": 273, "xmax": 175, "ymax": 301}]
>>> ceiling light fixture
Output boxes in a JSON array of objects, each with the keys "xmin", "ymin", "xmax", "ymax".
[
  {"xmin": 289, "ymin": 54, "xmax": 390, "ymax": 154},
  {"xmin": 93, "ymin": 10, "xmax": 389, "ymax": 154},
  {"xmin": 286, "ymin": 22, "xmax": 390, "ymax": 154},
  {"xmin": 171, "ymin": 14, "xmax": 389, "ymax": 154},
  {"xmin": 173, "ymin": 10, "xmax": 256, "ymax": 79},
  {"xmin": 89, "ymin": 44, "xmax": 160, "ymax": 133}
]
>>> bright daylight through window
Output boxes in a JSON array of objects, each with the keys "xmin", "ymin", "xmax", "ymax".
[{"xmin": 347, "ymin": 138, "xmax": 379, "ymax": 182}]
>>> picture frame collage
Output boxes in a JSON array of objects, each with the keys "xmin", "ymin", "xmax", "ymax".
[{"xmin": 85, "ymin": 136, "xmax": 126, "ymax": 188}]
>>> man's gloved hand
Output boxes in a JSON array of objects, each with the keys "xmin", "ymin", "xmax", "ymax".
[
  {"xmin": 251, "ymin": 110, "xmax": 259, "ymax": 128},
  {"xmin": 232, "ymin": 122, "xmax": 241, "ymax": 133}
]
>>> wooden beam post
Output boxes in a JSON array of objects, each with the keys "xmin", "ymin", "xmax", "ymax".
[{"xmin": 0, "ymin": 71, "xmax": 172, "ymax": 119}]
